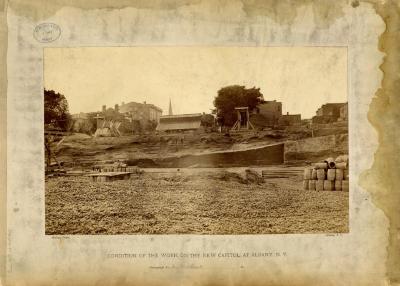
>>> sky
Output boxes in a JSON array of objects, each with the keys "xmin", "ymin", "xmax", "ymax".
[{"xmin": 44, "ymin": 46, "xmax": 347, "ymax": 119}]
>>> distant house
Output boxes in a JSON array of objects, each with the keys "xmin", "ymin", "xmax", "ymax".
[
  {"xmin": 313, "ymin": 102, "xmax": 347, "ymax": 124},
  {"xmin": 97, "ymin": 101, "xmax": 162, "ymax": 133},
  {"xmin": 119, "ymin": 101, "xmax": 163, "ymax": 128},
  {"xmin": 257, "ymin": 100, "xmax": 282, "ymax": 125},
  {"xmin": 156, "ymin": 114, "xmax": 203, "ymax": 133},
  {"xmin": 70, "ymin": 112, "xmax": 94, "ymax": 134},
  {"xmin": 278, "ymin": 112, "xmax": 301, "ymax": 126}
]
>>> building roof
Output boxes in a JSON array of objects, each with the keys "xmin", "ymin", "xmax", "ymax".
[
  {"xmin": 323, "ymin": 102, "xmax": 347, "ymax": 106},
  {"xmin": 156, "ymin": 113, "xmax": 202, "ymax": 131},
  {"xmin": 260, "ymin": 100, "xmax": 282, "ymax": 104},
  {"xmin": 160, "ymin": 113, "xmax": 202, "ymax": 119},
  {"xmin": 319, "ymin": 103, "xmax": 347, "ymax": 110},
  {"xmin": 280, "ymin": 114, "xmax": 301, "ymax": 117},
  {"xmin": 119, "ymin": 101, "xmax": 163, "ymax": 113}
]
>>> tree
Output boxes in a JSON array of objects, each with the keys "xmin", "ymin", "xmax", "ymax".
[
  {"xmin": 44, "ymin": 89, "xmax": 72, "ymax": 168},
  {"xmin": 201, "ymin": 113, "xmax": 215, "ymax": 127},
  {"xmin": 44, "ymin": 89, "xmax": 71, "ymax": 131},
  {"xmin": 213, "ymin": 85, "xmax": 264, "ymax": 126},
  {"xmin": 145, "ymin": 120, "xmax": 158, "ymax": 132}
]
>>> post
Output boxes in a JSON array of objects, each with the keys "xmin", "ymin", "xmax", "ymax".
[{"xmin": 246, "ymin": 109, "xmax": 249, "ymax": 129}]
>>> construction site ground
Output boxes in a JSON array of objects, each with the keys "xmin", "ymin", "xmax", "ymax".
[
  {"xmin": 54, "ymin": 127, "xmax": 347, "ymax": 166},
  {"xmin": 45, "ymin": 167, "xmax": 349, "ymax": 235},
  {"xmin": 46, "ymin": 129, "xmax": 349, "ymax": 234}
]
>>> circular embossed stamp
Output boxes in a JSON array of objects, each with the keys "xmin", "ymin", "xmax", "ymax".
[{"xmin": 33, "ymin": 23, "xmax": 61, "ymax": 43}]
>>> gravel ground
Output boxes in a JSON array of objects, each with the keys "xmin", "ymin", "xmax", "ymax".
[{"xmin": 45, "ymin": 174, "xmax": 348, "ymax": 234}]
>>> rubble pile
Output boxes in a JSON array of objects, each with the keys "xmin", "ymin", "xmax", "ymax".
[{"xmin": 303, "ymin": 155, "xmax": 349, "ymax": 192}]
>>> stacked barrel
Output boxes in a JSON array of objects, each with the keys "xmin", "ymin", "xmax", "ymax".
[{"xmin": 303, "ymin": 155, "xmax": 349, "ymax": 192}]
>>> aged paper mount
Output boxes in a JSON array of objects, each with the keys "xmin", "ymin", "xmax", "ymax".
[{"xmin": 1, "ymin": 1, "xmax": 400, "ymax": 285}]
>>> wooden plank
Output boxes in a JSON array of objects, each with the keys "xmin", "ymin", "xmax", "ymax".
[{"xmin": 87, "ymin": 171, "xmax": 132, "ymax": 177}]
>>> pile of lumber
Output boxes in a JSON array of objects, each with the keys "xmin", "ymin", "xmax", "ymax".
[
  {"xmin": 92, "ymin": 163, "xmax": 143, "ymax": 174},
  {"xmin": 261, "ymin": 167, "xmax": 303, "ymax": 179},
  {"xmin": 45, "ymin": 162, "xmax": 66, "ymax": 178},
  {"xmin": 92, "ymin": 162, "xmax": 128, "ymax": 172},
  {"xmin": 303, "ymin": 155, "xmax": 349, "ymax": 192}
]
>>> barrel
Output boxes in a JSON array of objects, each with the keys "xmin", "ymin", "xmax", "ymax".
[
  {"xmin": 324, "ymin": 157, "xmax": 336, "ymax": 169},
  {"xmin": 336, "ymin": 162, "xmax": 348, "ymax": 170},
  {"xmin": 304, "ymin": 168, "xmax": 312, "ymax": 180},
  {"xmin": 336, "ymin": 169, "xmax": 344, "ymax": 180},
  {"xmin": 311, "ymin": 169, "xmax": 317, "ymax": 180},
  {"xmin": 335, "ymin": 155, "xmax": 349, "ymax": 163},
  {"xmin": 342, "ymin": 180, "xmax": 349, "ymax": 192},
  {"xmin": 324, "ymin": 180, "xmax": 335, "ymax": 191},
  {"xmin": 309, "ymin": 180, "xmax": 316, "ymax": 191},
  {"xmin": 314, "ymin": 162, "xmax": 328, "ymax": 169},
  {"xmin": 316, "ymin": 180, "xmax": 324, "ymax": 191},
  {"xmin": 316, "ymin": 169, "xmax": 326, "ymax": 180},
  {"xmin": 335, "ymin": 180, "xmax": 342, "ymax": 191},
  {"xmin": 327, "ymin": 169, "xmax": 336, "ymax": 181},
  {"xmin": 344, "ymin": 169, "xmax": 349, "ymax": 180}
]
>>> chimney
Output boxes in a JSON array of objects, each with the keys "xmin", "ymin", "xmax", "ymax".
[
  {"xmin": 168, "ymin": 99, "xmax": 173, "ymax": 116},
  {"xmin": 143, "ymin": 101, "xmax": 147, "ymax": 105},
  {"xmin": 287, "ymin": 112, "xmax": 289, "ymax": 115},
  {"xmin": 102, "ymin": 105, "xmax": 106, "ymax": 113},
  {"xmin": 115, "ymin": 104, "xmax": 119, "ymax": 112}
]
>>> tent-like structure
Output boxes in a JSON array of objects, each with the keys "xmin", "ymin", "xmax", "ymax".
[
  {"xmin": 94, "ymin": 119, "xmax": 121, "ymax": 137},
  {"xmin": 156, "ymin": 113, "xmax": 202, "ymax": 132}
]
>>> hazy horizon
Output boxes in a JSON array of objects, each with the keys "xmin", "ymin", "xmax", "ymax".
[{"xmin": 44, "ymin": 47, "xmax": 347, "ymax": 119}]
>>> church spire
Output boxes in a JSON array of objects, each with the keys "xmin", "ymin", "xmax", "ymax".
[{"xmin": 168, "ymin": 98, "xmax": 173, "ymax": 115}]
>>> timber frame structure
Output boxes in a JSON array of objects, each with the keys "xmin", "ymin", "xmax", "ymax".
[{"xmin": 231, "ymin": 107, "xmax": 255, "ymax": 132}]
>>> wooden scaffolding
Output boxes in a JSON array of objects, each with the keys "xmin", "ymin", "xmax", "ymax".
[{"xmin": 231, "ymin": 107, "xmax": 255, "ymax": 132}]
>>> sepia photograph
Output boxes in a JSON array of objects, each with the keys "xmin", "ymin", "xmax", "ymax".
[
  {"xmin": 43, "ymin": 46, "xmax": 349, "ymax": 235},
  {"xmin": 4, "ymin": 0, "xmax": 399, "ymax": 284}
]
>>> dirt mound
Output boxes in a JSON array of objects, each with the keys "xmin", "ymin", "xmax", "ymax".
[
  {"xmin": 63, "ymin": 133, "xmax": 92, "ymax": 142},
  {"xmin": 126, "ymin": 158, "xmax": 159, "ymax": 167},
  {"xmin": 217, "ymin": 171, "xmax": 247, "ymax": 184},
  {"xmin": 245, "ymin": 169, "xmax": 264, "ymax": 184},
  {"xmin": 152, "ymin": 170, "xmax": 264, "ymax": 185}
]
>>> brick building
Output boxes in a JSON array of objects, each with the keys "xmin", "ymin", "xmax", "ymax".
[
  {"xmin": 96, "ymin": 101, "xmax": 162, "ymax": 134},
  {"xmin": 119, "ymin": 101, "xmax": 162, "ymax": 125},
  {"xmin": 278, "ymin": 112, "xmax": 301, "ymax": 126},
  {"xmin": 312, "ymin": 102, "xmax": 347, "ymax": 124}
]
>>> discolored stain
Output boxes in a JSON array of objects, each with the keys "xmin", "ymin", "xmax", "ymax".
[
  {"xmin": 241, "ymin": 0, "xmax": 347, "ymax": 28},
  {"xmin": 8, "ymin": 0, "xmax": 348, "ymax": 30},
  {"xmin": 351, "ymin": 0, "xmax": 360, "ymax": 8},
  {"xmin": 8, "ymin": 0, "xmax": 202, "ymax": 21},
  {"xmin": 360, "ymin": 0, "xmax": 400, "ymax": 284}
]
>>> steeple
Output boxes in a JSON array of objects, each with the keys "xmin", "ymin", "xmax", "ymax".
[{"xmin": 168, "ymin": 98, "xmax": 173, "ymax": 115}]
